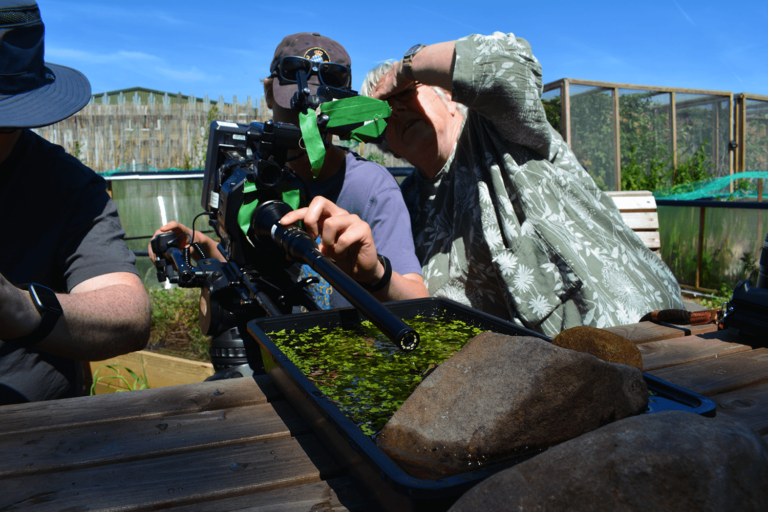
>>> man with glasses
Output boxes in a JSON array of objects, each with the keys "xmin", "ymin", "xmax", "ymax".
[
  {"xmin": 153, "ymin": 33, "xmax": 427, "ymax": 308},
  {"xmin": 0, "ymin": 0, "xmax": 150, "ymax": 404},
  {"xmin": 358, "ymin": 33, "xmax": 684, "ymax": 336}
]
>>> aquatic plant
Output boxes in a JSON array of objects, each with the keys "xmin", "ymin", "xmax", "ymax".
[{"xmin": 269, "ymin": 317, "xmax": 483, "ymax": 436}]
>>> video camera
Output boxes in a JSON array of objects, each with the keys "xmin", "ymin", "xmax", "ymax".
[{"xmin": 151, "ymin": 76, "xmax": 418, "ymax": 379}]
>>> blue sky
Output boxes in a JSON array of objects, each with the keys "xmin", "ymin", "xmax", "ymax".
[{"xmin": 40, "ymin": 0, "xmax": 768, "ymax": 103}]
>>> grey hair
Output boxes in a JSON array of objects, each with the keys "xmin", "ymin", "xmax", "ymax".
[{"xmin": 361, "ymin": 60, "xmax": 465, "ymax": 157}]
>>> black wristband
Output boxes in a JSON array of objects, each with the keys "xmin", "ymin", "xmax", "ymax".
[
  {"xmin": 5, "ymin": 284, "xmax": 63, "ymax": 346},
  {"xmin": 362, "ymin": 254, "xmax": 392, "ymax": 293}
]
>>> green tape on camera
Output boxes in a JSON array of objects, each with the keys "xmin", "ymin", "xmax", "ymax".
[
  {"xmin": 299, "ymin": 96, "xmax": 391, "ymax": 177},
  {"xmin": 237, "ymin": 183, "xmax": 301, "ymax": 238}
]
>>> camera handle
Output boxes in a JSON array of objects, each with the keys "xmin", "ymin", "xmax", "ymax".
[{"xmin": 249, "ymin": 200, "xmax": 420, "ymax": 351}]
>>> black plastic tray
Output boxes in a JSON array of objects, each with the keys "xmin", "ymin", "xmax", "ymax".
[{"xmin": 248, "ymin": 298, "xmax": 716, "ymax": 511}]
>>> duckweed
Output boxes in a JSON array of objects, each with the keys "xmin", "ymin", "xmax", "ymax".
[{"xmin": 268, "ymin": 317, "xmax": 484, "ymax": 436}]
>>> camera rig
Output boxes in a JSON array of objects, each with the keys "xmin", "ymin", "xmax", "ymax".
[{"xmin": 151, "ymin": 79, "xmax": 418, "ymax": 379}]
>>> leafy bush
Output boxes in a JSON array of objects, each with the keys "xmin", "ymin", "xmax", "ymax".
[{"xmin": 148, "ymin": 287, "xmax": 210, "ymax": 362}]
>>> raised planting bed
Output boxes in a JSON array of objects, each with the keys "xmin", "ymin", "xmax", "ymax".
[
  {"xmin": 248, "ymin": 298, "xmax": 716, "ymax": 512},
  {"xmin": 85, "ymin": 350, "xmax": 215, "ymax": 395}
]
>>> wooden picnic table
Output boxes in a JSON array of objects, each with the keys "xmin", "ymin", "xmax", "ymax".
[{"xmin": 1, "ymin": 321, "xmax": 767, "ymax": 511}]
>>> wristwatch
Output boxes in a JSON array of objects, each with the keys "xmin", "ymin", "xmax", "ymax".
[
  {"xmin": 401, "ymin": 44, "xmax": 426, "ymax": 82},
  {"xmin": 361, "ymin": 254, "xmax": 392, "ymax": 293},
  {"xmin": 6, "ymin": 283, "xmax": 63, "ymax": 346}
]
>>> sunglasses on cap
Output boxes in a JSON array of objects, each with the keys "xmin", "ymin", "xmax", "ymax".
[{"xmin": 271, "ymin": 56, "xmax": 351, "ymax": 89}]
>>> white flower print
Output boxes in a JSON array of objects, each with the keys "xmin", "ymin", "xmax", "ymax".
[
  {"xmin": 601, "ymin": 263, "xmax": 646, "ymax": 312},
  {"xmin": 473, "ymin": 32, "xmax": 513, "ymax": 58},
  {"xmin": 485, "ymin": 224, "xmax": 503, "ymax": 250},
  {"xmin": 528, "ymin": 295, "xmax": 550, "ymax": 317},
  {"xmin": 502, "ymin": 216, "xmax": 519, "ymax": 239},
  {"xmin": 513, "ymin": 264, "xmax": 534, "ymax": 294},
  {"xmin": 637, "ymin": 247, "xmax": 670, "ymax": 278},
  {"xmin": 615, "ymin": 302, "xmax": 641, "ymax": 326},
  {"xmin": 423, "ymin": 258, "xmax": 443, "ymax": 283},
  {"xmin": 565, "ymin": 186, "xmax": 595, "ymax": 225},
  {"xmin": 437, "ymin": 284, "xmax": 472, "ymax": 307},
  {"xmin": 521, "ymin": 221, "xmax": 535, "ymax": 238},
  {"xmin": 494, "ymin": 251, "xmax": 518, "ymax": 276},
  {"xmin": 478, "ymin": 182, "xmax": 493, "ymax": 206}
]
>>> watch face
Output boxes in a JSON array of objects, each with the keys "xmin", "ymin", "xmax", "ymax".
[
  {"xmin": 404, "ymin": 44, "xmax": 425, "ymax": 58},
  {"xmin": 30, "ymin": 284, "xmax": 64, "ymax": 315}
]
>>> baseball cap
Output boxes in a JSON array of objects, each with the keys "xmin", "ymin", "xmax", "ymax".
[{"xmin": 269, "ymin": 32, "xmax": 351, "ymax": 110}]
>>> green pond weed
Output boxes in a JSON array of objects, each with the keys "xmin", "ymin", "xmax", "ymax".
[{"xmin": 268, "ymin": 317, "xmax": 483, "ymax": 436}]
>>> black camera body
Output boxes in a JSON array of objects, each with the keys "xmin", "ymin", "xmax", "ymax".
[{"xmin": 201, "ymin": 119, "xmax": 306, "ymax": 271}]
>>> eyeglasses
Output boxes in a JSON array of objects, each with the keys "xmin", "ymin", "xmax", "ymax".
[{"xmin": 270, "ymin": 56, "xmax": 351, "ymax": 89}]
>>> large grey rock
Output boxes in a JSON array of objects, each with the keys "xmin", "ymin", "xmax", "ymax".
[
  {"xmin": 376, "ymin": 332, "xmax": 647, "ymax": 479},
  {"xmin": 449, "ymin": 411, "xmax": 768, "ymax": 512}
]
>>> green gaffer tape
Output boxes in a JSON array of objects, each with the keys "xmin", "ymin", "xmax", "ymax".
[
  {"xmin": 298, "ymin": 96, "xmax": 393, "ymax": 176},
  {"xmin": 299, "ymin": 109, "xmax": 326, "ymax": 176},
  {"xmin": 237, "ymin": 182, "xmax": 303, "ymax": 237},
  {"xmin": 323, "ymin": 96, "xmax": 391, "ymax": 143},
  {"xmin": 320, "ymin": 96, "xmax": 391, "ymax": 128}
]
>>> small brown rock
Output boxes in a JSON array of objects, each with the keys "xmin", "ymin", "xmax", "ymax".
[{"xmin": 553, "ymin": 326, "xmax": 642, "ymax": 370}]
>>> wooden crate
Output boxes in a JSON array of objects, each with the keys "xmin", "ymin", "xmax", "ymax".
[{"xmin": 606, "ymin": 190, "xmax": 661, "ymax": 254}]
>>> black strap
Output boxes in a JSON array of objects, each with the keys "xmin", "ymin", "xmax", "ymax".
[
  {"xmin": 5, "ymin": 309, "xmax": 59, "ymax": 346},
  {"xmin": 362, "ymin": 254, "xmax": 392, "ymax": 293}
]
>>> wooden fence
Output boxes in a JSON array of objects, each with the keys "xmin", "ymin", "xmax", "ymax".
[
  {"xmin": 32, "ymin": 93, "xmax": 267, "ymax": 172},
  {"xmin": 32, "ymin": 91, "xmax": 409, "ymax": 172}
]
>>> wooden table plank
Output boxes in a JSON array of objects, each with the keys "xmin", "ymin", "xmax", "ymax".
[
  {"xmin": 649, "ymin": 348, "xmax": 768, "ymax": 396},
  {"xmin": 638, "ymin": 335, "xmax": 750, "ymax": 372},
  {"xmin": 0, "ymin": 435, "xmax": 343, "ymax": 511},
  {"xmin": 711, "ymin": 382, "xmax": 768, "ymax": 436},
  {"xmin": 604, "ymin": 321, "xmax": 719, "ymax": 344},
  {"xmin": 675, "ymin": 323, "xmax": 719, "ymax": 337},
  {"xmin": 696, "ymin": 328, "xmax": 742, "ymax": 343},
  {"xmin": 0, "ymin": 375, "xmax": 280, "ymax": 437},
  {"xmin": 167, "ymin": 477, "xmax": 370, "ymax": 512},
  {"xmin": 603, "ymin": 322, "xmax": 685, "ymax": 344},
  {"xmin": 0, "ymin": 402, "xmax": 309, "ymax": 479}
]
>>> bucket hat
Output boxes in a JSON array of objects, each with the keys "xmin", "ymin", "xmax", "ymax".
[
  {"xmin": 269, "ymin": 32, "xmax": 351, "ymax": 110},
  {"xmin": 0, "ymin": 0, "xmax": 91, "ymax": 128}
]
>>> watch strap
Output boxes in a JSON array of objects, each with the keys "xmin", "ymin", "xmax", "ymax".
[
  {"xmin": 401, "ymin": 44, "xmax": 426, "ymax": 82},
  {"xmin": 5, "ymin": 284, "xmax": 62, "ymax": 346},
  {"xmin": 362, "ymin": 254, "xmax": 392, "ymax": 293}
]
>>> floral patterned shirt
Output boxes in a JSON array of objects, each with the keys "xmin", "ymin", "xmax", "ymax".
[{"xmin": 400, "ymin": 32, "xmax": 684, "ymax": 336}]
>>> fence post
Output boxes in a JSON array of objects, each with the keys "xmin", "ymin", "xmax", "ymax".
[
  {"xmin": 695, "ymin": 206, "xmax": 706, "ymax": 288},
  {"xmin": 613, "ymin": 87, "xmax": 621, "ymax": 191}
]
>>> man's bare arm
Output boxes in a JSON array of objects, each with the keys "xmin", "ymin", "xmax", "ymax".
[
  {"xmin": 371, "ymin": 41, "xmax": 456, "ymax": 100},
  {"xmin": 1, "ymin": 272, "xmax": 151, "ymax": 361}
]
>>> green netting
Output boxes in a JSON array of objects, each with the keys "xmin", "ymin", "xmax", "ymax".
[
  {"xmin": 98, "ymin": 164, "xmax": 202, "ymax": 176},
  {"xmin": 653, "ymin": 171, "xmax": 768, "ymax": 200}
]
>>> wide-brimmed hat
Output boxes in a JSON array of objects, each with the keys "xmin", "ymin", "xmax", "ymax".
[
  {"xmin": 269, "ymin": 32, "xmax": 351, "ymax": 110},
  {"xmin": 0, "ymin": 0, "xmax": 91, "ymax": 128}
]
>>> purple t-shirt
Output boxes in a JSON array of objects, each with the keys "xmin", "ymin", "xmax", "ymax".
[{"xmin": 301, "ymin": 150, "xmax": 421, "ymax": 309}]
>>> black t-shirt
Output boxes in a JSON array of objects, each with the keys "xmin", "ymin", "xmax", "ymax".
[{"xmin": 0, "ymin": 129, "xmax": 138, "ymax": 404}]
